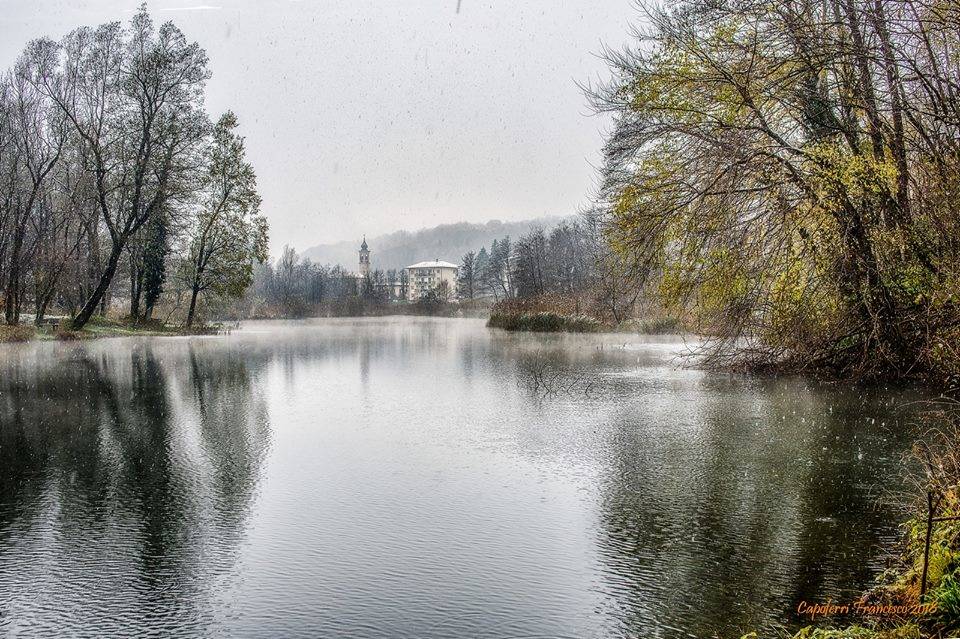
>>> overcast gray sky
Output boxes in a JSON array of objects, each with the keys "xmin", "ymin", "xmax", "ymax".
[{"xmin": 0, "ymin": 0, "xmax": 638, "ymax": 254}]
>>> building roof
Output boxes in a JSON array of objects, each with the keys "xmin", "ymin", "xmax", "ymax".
[
  {"xmin": 406, "ymin": 260, "xmax": 458, "ymax": 270},
  {"xmin": 360, "ymin": 236, "xmax": 368, "ymax": 251}
]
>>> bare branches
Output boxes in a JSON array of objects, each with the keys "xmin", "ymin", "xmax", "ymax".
[{"xmin": 516, "ymin": 351, "xmax": 597, "ymax": 399}]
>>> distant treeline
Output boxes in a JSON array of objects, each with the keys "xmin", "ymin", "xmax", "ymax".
[
  {"xmin": 458, "ymin": 219, "xmax": 596, "ymax": 301},
  {"xmin": 302, "ymin": 217, "xmax": 564, "ymax": 272},
  {"xmin": 234, "ymin": 216, "xmax": 642, "ymax": 323},
  {"xmin": 0, "ymin": 7, "xmax": 266, "ymax": 331},
  {"xmin": 227, "ymin": 247, "xmax": 456, "ymax": 319},
  {"xmin": 462, "ymin": 215, "xmax": 650, "ymax": 327}
]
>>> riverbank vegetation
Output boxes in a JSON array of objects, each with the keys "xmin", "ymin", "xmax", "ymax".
[
  {"xmin": 0, "ymin": 6, "xmax": 267, "ymax": 333},
  {"xmin": 588, "ymin": 0, "xmax": 960, "ymax": 383}
]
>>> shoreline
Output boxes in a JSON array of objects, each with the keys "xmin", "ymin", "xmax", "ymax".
[{"xmin": 0, "ymin": 318, "xmax": 223, "ymax": 344}]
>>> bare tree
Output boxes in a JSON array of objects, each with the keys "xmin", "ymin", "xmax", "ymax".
[
  {"xmin": 2, "ymin": 51, "xmax": 66, "ymax": 324},
  {"xmin": 34, "ymin": 6, "xmax": 210, "ymax": 329}
]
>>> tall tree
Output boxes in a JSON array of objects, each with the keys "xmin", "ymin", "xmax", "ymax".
[
  {"xmin": 512, "ymin": 228, "xmax": 548, "ymax": 299},
  {"xmin": 482, "ymin": 237, "xmax": 512, "ymax": 299},
  {"xmin": 141, "ymin": 209, "xmax": 168, "ymax": 321},
  {"xmin": 181, "ymin": 111, "xmax": 266, "ymax": 328},
  {"xmin": 458, "ymin": 250, "xmax": 476, "ymax": 300},
  {"xmin": 34, "ymin": 6, "xmax": 210, "ymax": 329},
  {"xmin": 592, "ymin": 0, "xmax": 960, "ymax": 377},
  {"xmin": 474, "ymin": 246, "xmax": 490, "ymax": 297},
  {"xmin": 3, "ymin": 50, "xmax": 66, "ymax": 324}
]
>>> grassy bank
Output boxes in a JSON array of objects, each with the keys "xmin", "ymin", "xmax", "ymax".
[
  {"xmin": 0, "ymin": 324, "xmax": 37, "ymax": 342},
  {"xmin": 0, "ymin": 316, "xmax": 223, "ymax": 343},
  {"xmin": 776, "ymin": 514, "xmax": 960, "ymax": 638},
  {"xmin": 486, "ymin": 294, "xmax": 683, "ymax": 334}
]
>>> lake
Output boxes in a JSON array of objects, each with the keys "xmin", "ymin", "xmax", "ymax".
[{"xmin": 0, "ymin": 317, "xmax": 920, "ymax": 637}]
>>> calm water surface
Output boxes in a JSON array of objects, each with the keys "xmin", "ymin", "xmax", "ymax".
[{"xmin": 0, "ymin": 318, "xmax": 920, "ymax": 638}]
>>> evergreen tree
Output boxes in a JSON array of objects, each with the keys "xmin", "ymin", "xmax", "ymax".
[
  {"xmin": 142, "ymin": 212, "xmax": 168, "ymax": 321},
  {"xmin": 458, "ymin": 251, "xmax": 476, "ymax": 300}
]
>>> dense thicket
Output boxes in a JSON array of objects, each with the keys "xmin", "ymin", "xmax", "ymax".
[
  {"xmin": 593, "ymin": 0, "xmax": 960, "ymax": 380},
  {"xmin": 0, "ymin": 7, "xmax": 266, "ymax": 330},
  {"xmin": 242, "ymin": 248, "xmax": 360, "ymax": 317},
  {"xmin": 460, "ymin": 220, "xmax": 601, "ymax": 300}
]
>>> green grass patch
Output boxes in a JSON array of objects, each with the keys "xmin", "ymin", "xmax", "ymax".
[{"xmin": 487, "ymin": 311, "xmax": 600, "ymax": 333}]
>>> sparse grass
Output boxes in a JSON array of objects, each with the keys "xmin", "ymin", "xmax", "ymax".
[{"xmin": 934, "ymin": 570, "xmax": 960, "ymax": 625}]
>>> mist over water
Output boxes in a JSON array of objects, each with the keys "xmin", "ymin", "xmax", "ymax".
[{"xmin": 0, "ymin": 318, "xmax": 920, "ymax": 637}]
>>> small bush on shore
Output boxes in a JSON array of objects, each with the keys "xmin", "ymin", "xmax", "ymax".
[
  {"xmin": 0, "ymin": 324, "xmax": 36, "ymax": 342},
  {"xmin": 488, "ymin": 310, "xmax": 599, "ymax": 333}
]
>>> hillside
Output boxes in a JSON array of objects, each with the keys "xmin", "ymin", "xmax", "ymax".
[{"xmin": 301, "ymin": 217, "xmax": 565, "ymax": 271}]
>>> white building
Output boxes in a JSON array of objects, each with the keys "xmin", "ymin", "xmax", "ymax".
[{"xmin": 405, "ymin": 260, "xmax": 458, "ymax": 301}]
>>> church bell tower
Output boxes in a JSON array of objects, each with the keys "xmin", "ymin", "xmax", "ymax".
[{"xmin": 359, "ymin": 237, "xmax": 370, "ymax": 277}]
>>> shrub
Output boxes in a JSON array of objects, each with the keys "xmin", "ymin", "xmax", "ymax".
[
  {"xmin": 487, "ymin": 310, "xmax": 599, "ymax": 333},
  {"xmin": 0, "ymin": 324, "xmax": 35, "ymax": 342}
]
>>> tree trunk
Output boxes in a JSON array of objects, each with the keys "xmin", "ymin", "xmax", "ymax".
[
  {"xmin": 841, "ymin": 0, "xmax": 885, "ymax": 161},
  {"xmin": 4, "ymin": 223, "xmax": 25, "ymax": 325},
  {"xmin": 72, "ymin": 242, "xmax": 124, "ymax": 330},
  {"xmin": 871, "ymin": 0, "xmax": 910, "ymax": 222},
  {"xmin": 35, "ymin": 296, "xmax": 50, "ymax": 327},
  {"xmin": 129, "ymin": 260, "xmax": 142, "ymax": 322},
  {"xmin": 836, "ymin": 203, "xmax": 905, "ymax": 370},
  {"xmin": 186, "ymin": 284, "xmax": 200, "ymax": 328}
]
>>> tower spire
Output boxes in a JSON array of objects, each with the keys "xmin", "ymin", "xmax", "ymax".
[{"xmin": 359, "ymin": 236, "xmax": 370, "ymax": 277}]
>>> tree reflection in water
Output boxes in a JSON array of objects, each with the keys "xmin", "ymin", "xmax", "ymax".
[
  {"xmin": 501, "ymin": 334, "xmax": 918, "ymax": 636},
  {"xmin": 0, "ymin": 321, "xmax": 928, "ymax": 637},
  {"xmin": 591, "ymin": 376, "xmax": 917, "ymax": 637},
  {"xmin": 0, "ymin": 341, "xmax": 270, "ymax": 636}
]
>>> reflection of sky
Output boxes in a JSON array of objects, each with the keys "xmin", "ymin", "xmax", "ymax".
[{"xmin": 0, "ymin": 319, "xmax": 923, "ymax": 637}]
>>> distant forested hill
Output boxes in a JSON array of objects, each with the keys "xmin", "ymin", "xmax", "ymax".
[{"xmin": 301, "ymin": 217, "xmax": 565, "ymax": 271}]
